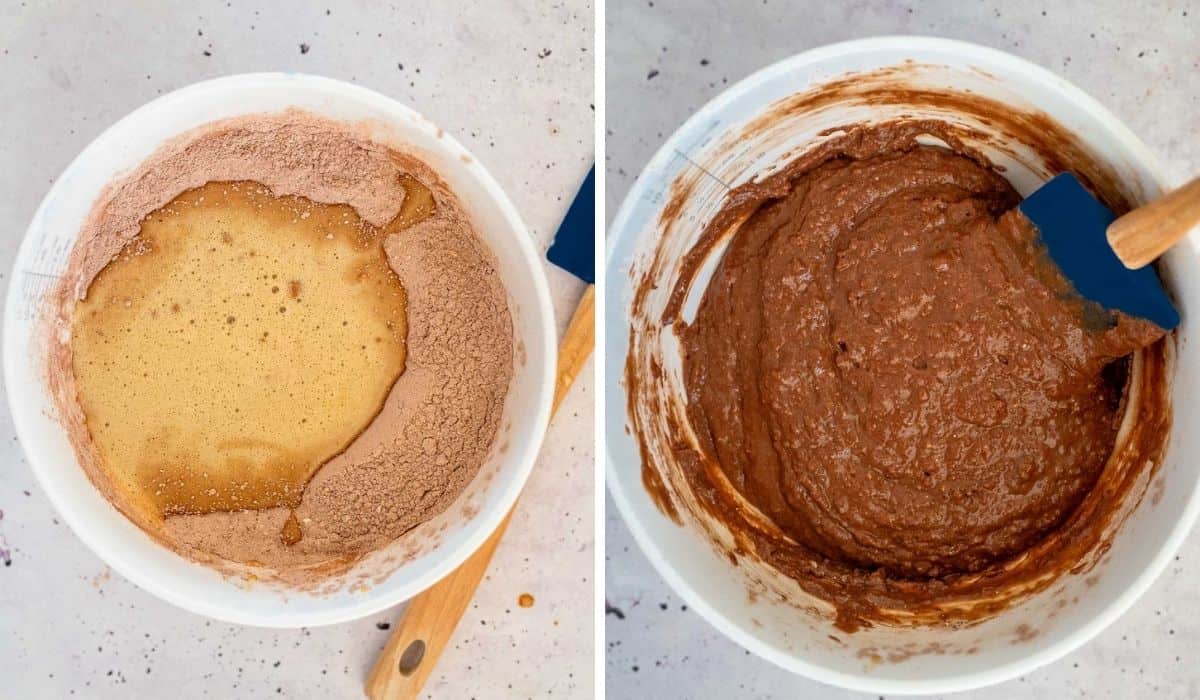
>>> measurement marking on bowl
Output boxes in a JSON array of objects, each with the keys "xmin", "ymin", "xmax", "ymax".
[{"xmin": 672, "ymin": 148, "xmax": 733, "ymax": 190}]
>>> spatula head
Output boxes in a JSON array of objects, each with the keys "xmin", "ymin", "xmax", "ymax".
[
  {"xmin": 1019, "ymin": 172, "xmax": 1179, "ymax": 330},
  {"xmin": 547, "ymin": 167, "xmax": 595, "ymax": 284}
]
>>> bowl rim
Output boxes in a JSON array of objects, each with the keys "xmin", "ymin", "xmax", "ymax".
[
  {"xmin": 3, "ymin": 72, "xmax": 557, "ymax": 627},
  {"xmin": 605, "ymin": 35, "xmax": 1189, "ymax": 694}
]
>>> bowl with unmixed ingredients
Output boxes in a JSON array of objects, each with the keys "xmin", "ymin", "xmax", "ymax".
[
  {"xmin": 606, "ymin": 37, "xmax": 1198, "ymax": 693},
  {"xmin": 4, "ymin": 73, "xmax": 556, "ymax": 627}
]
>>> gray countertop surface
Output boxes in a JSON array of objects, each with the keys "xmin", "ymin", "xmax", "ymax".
[
  {"xmin": 0, "ymin": 1, "xmax": 594, "ymax": 698},
  {"xmin": 605, "ymin": 0, "xmax": 1199, "ymax": 698}
]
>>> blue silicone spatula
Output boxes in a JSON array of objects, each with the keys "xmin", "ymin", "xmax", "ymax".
[{"xmin": 1018, "ymin": 172, "xmax": 1200, "ymax": 331}]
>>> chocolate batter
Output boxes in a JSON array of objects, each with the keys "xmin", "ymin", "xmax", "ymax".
[{"xmin": 652, "ymin": 120, "xmax": 1170, "ymax": 630}]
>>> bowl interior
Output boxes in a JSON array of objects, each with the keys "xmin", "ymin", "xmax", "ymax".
[
  {"xmin": 4, "ymin": 73, "xmax": 555, "ymax": 627},
  {"xmin": 606, "ymin": 37, "xmax": 1200, "ymax": 693}
]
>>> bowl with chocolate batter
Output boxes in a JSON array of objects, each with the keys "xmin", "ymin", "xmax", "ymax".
[
  {"xmin": 5, "ymin": 74, "xmax": 555, "ymax": 625},
  {"xmin": 608, "ymin": 38, "xmax": 1196, "ymax": 692}
]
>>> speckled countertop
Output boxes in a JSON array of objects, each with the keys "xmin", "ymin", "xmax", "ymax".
[
  {"xmin": 0, "ymin": 1, "xmax": 593, "ymax": 698},
  {"xmin": 605, "ymin": 0, "xmax": 1199, "ymax": 698}
]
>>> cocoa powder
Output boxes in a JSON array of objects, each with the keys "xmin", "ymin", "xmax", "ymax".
[{"xmin": 46, "ymin": 110, "xmax": 514, "ymax": 582}]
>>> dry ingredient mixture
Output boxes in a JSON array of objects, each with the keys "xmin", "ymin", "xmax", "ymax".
[
  {"xmin": 633, "ymin": 117, "xmax": 1172, "ymax": 631},
  {"xmin": 46, "ymin": 111, "xmax": 513, "ymax": 579}
]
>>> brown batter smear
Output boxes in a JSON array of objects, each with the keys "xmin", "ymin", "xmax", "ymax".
[
  {"xmin": 627, "ymin": 107, "xmax": 1173, "ymax": 632},
  {"xmin": 44, "ymin": 111, "xmax": 513, "ymax": 583}
]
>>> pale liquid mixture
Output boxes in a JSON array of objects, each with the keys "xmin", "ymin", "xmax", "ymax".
[{"xmin": 72, "ymin": 177, "xmax": 435, "ymax": 522}]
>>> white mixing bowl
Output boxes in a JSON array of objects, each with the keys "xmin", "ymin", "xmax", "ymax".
[
  {"xmin": 4, "ymin": 73, "xmax": 555, "ymax": 627},
  {"xmin": 606, "ymin": 37, "xmax": 1200, "ymax": 693}
]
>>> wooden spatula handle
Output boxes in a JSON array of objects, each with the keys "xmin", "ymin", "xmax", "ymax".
[
  {"xmin": 1107, "ymin": 175, "xmax": 1200, "ymax": 269},
  {"xmin": 364, "ymin": 284, "xmax": 595, "ymax": 700}
]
